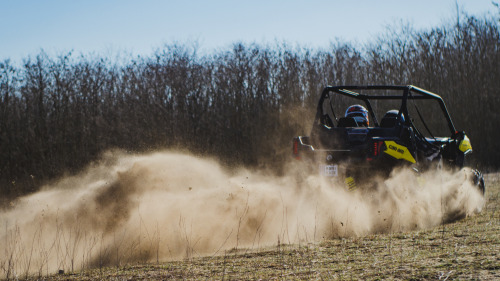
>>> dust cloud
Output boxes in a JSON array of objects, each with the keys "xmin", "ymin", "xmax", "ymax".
[{"xmin": 0, "ymin": 151, "xmax": 484, "ymax": 277}]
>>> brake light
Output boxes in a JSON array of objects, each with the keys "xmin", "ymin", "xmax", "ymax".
[
  {"xmin": 373, "ymin": 141, "xmax": 383, "ymax": 156},
  {"xmin": 293, "ymin": 139, "xmax": 301, "ymax": 160}
]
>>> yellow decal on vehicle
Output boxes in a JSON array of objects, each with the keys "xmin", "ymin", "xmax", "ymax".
[
  {"xmin": 459, "ymin": 136, "xmax": 472, "ymax": 153},
  {"xmin": 345, "ymin": 177, "xmax": 356, "ymax": 191},
  {"xmin": 383, "ymin": 141, "xmax": 416, "ymax": 163}
]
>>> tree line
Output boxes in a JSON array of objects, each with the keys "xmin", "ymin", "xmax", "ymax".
[{"xmin": 1, "ymin": 12, "xmax": 499, "ymax": 199}]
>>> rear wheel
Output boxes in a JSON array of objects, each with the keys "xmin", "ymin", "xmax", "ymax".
[{"xmin": 471, "ymin": 169, "xmax": 486, "ymax": 195}]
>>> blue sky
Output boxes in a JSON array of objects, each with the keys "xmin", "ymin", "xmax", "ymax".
[{"xmin": 0, "ymin": 0, "xmax": 498, "ymax": 64}]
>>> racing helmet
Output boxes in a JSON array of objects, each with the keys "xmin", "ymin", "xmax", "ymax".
[
  {"xmin": 383, "ymin": 109, "xmax": 405, "ymax": 123},
  {"xmin": 345, "ymin": 105, "xmax": 369, "ymax": 126}
]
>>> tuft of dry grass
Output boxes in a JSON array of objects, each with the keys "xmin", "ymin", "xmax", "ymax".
[{"xmin": 21, "ymin": 174, "xmax": 500, "ymax": 280}]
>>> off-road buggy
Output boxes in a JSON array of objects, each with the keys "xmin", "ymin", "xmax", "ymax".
[{"xmin": 292, "ymin": 85, "xmax": 485, "ymax": 194}]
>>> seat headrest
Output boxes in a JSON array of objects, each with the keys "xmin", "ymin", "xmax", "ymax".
[
  {"xmin": 380, "ymin": 117, "xmax": 397, "ymax": 128},
  {"xmin": 337, "ymin": 117, "xmax": 358, "ymax": 127}
]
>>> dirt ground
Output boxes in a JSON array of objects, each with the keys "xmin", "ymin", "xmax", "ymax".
[{"xmin": 34, "ymin": 173, "xmax": 499, "ymax": 281}]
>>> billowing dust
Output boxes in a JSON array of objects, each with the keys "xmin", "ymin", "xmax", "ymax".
[{"xmin": 0, "ymin": 151, "xmax": 484, "ymax": 277}]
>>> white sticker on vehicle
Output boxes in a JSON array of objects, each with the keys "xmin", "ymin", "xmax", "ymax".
[{"xmin": 319, "ymin": 164, "xmax": 338, "ymax": 177}]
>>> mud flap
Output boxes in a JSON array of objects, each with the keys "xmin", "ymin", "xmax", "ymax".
[{"xmin": 345, "ymin": 177, "xmax": 356, "ymax": 192}]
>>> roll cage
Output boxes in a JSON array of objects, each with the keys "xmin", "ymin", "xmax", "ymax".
[{"xmin": 314, "ymin": 85, "xmax": 456, "ymax": 137}]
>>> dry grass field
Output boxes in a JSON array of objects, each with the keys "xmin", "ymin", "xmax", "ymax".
[{"xmin": 33, "ymin": 173, "xmax": 500, "ymax": 281}]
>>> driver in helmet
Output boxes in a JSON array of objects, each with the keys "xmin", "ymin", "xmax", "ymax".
[
  {"xmin": 345, "ymin": 105, "xmax": 369, "ymax": 127},
  {"xmin": 383, "ymin": 109, "xmax": 404, "ymax": 122}
]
